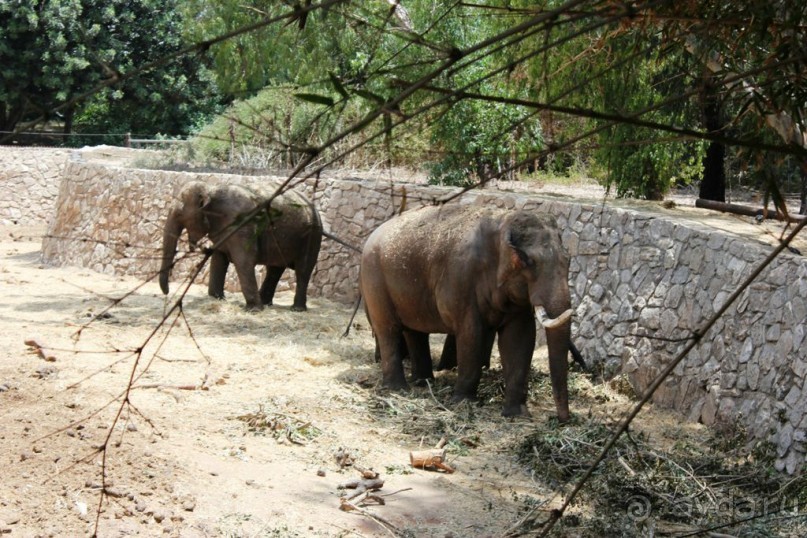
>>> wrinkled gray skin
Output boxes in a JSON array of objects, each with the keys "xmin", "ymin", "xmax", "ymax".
[
  {"xmin": 159, "ymin": 181, "xmax": 322, "ymax": 312},
  {"xmin": 360, "ymin": 205, "xmax": 572, "ymax": 420}
]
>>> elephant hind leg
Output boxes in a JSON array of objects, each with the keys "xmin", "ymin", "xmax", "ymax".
[
  {"xmin": 364, "ymin": 300, "xmax": 408, "ymax": 390},
  {"xmin": 261, "ymin": 266, "xmax": 285, "ymax": 306},
  {"xmin": 435, "ymin": 334, "xmax": 457, "ymax": 371},
  {"xmin": 291, "ymin": 258, "xmax": 316, "ymax": 312},
  {"xmin": 377, "ymin": 327, "xmax": 408, "ymax": 390},
  {"xmin": 403, "ymin": 330, "xmax": 433, "ymax": 385}
]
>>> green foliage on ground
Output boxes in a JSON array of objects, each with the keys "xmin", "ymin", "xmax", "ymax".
[{"xmin": 190, "ymin": 85, "xmax": 431, "ymax": 171}]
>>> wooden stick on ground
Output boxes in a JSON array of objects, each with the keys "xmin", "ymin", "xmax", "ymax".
[
  {"xmin": 409, "ymin": 448, "xmax": 455, "ymax": 473},
  {"xmin": 24, "ymin": 338, "xmax": 57, "ymax": 362}
]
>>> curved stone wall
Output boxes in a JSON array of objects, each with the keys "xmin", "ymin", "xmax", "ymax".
[
  {"xmin": 26, "ymin": 155, "xmax": 807, "ymax": 474},
  {"xmin": 0, "ymin": 147, "xmax": 72, "ymax": 225}
]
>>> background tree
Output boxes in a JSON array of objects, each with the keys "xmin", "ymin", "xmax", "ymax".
[
  {"xmin": 3, "ymin": 0, "xmax": 805, "ymax": 208},
  {"xmin": 0, "ymin": 0, "xmax": 220, "ymax": 144}
]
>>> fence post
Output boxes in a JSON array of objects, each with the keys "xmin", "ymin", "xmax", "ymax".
[{"xmin": 124, "ymin": 132, "xmax": 131, "ymax": 148}]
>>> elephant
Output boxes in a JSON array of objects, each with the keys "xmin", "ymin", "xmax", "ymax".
[
  {"xmin": 159, "ymin": 181, "xmax": 322, "ymax": 311},
  {"xmin": 360, "ymin": 205, "xmax": 573, "ymax": 420}
]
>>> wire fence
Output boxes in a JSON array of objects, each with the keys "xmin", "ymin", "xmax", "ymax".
[{"xmin": 0, "ymin": 130, "xmax": 188, "ymax": 149}]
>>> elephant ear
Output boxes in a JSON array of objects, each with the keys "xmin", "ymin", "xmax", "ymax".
[
  {"xmin": 496, "ymin": 229, "xmax": 533, "ymax": 287},
  {"xmin": 195, "ymin": 185, "xmax": 211, "ymax": 209},
  {"xmin": 180, "ymin": 181, "xmax": 211, "ymax": 210}
]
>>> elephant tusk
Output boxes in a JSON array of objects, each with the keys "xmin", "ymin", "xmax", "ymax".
[{"xmin": 535, "ymin": 306, "xmax": 572, "ymax": 329}]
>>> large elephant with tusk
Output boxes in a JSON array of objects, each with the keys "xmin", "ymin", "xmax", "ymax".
[{"xmin": 360, "ymin": 205, "xmax": 574, "ymax": 420}]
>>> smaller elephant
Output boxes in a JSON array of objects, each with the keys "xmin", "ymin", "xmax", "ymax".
[{"xmin": 159, "ymin": 181, "xmax": 322, "ymax": 311}]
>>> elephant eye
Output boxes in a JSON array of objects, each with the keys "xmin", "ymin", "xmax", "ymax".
[{"xmin": 513, "ymin": 246, "xmax": 533, "ymax": 268}]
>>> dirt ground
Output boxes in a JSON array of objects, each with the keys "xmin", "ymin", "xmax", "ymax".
[
  {"xmin": 0, "ymin": 220, "xmax": 714, "ymax": 538},
  {"xmin": 1, "ymin": 173, "xmax": 805, "ymax": 538}
]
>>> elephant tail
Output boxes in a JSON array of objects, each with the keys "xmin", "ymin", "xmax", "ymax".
[
  {"xmin": 322, "ymin": 230, "xmax": 361, "ymax": 253},
  {"xmin": 159, "ymin": 207, "xmax": 184, "ymax": 295},
  {"xmin": 569, "ymin": 341, "xmax": 586, "ymax": 370}
]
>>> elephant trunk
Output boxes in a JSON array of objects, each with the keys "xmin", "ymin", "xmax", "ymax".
[
  {"xmin": 159, "ymin": 208, "xmax": 184, "ymax": 295},
  {"xmin": 537, "ymin": 302, "xmax": 572, "ymax": 423}
]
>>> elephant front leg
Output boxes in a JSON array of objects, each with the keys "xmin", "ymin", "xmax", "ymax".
[
  {"xmin": 260, "ymin": 266, "xmax": 285, "ymax": 306},
  {"xmin": 208, "ymin": 251, "xmax": 229, "ymax": 299},
  {"xmin": 497, "ymin": 314, "xmax": 536, "ymax": 417},
  {"xmin": 233, "ymin": 261, "xmax": 263, "ymax": 311},
  {"xmin": 436, "ymin": 332, "xmax": 493, "ymax": 371},
  {"xmin": 451, "ymin": 324, "xmax": 488, "ymax": 404}
]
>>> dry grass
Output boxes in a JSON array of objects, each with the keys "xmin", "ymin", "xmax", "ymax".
[{"xmin": 339, "ymin": 352, "xmax": 807, "ymax": 537}]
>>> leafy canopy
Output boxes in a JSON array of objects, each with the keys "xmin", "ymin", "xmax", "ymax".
[{"xmin": 0, "ymin": 0, "xmax": 220, "ymax": 140}]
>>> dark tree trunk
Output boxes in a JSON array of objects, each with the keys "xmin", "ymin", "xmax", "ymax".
[
  {"xmin": 800, "ymin": 161, "xmax": 807, "ymax": 215},
  {"xmin": 63, "ymin": 106, "xmax": 74, "ymax": 135},
  {"xmin": 699, "ymin": 75, "xmax": 726, "ymax": 202}
]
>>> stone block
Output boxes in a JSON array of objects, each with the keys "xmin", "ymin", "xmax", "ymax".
[
  {"xmin": 639, "ymin": 307, "xmax": 661, "ymax": 330},
  {"xmin": 784, "ymin": 386, "xmax": 801, "ymax": 407},
  {"xmin": 706, "ymin": 234, "xmax": 725, "ymax": 250},
  {"xmin": 746, "ymin": 361, "xmax": 761, "ymax": 390},
  {"xmin": 778, "ymin": 423, "xmax": 794, "ymax": 457},
  {"xmin": 785, "ymin": 450, "xmax": 802, "ymax": 474},
  {"xmin": 659, "ymin": 309, "xmax": 678, "ymax": 335},
  {"xmin": 701, "ymin": 385, "xmax": 719, "ymax": 426}
]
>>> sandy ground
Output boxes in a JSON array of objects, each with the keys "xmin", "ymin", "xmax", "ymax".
[
  {"xmin": 0, "ymin": 223, "xmax": 582, "ymax": 537},
  {"xmin": 0, "ymin": 178, "xmax": 803, "ymax": 536}
]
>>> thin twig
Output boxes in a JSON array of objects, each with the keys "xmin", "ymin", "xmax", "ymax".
[{"xmin": 425, "ymin": 379, "xmax": 452, "ymax": 413}]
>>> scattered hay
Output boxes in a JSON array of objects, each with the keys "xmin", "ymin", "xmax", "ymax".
[
  {"xmin": 235, "ymin": 402, "xmax": 322, "ymax": 445},
  {"xmin": 515, "ymin": 416, "xmax": 807, "ymax": 536},
  {"xmin": 350, "ymin": 358, "xmax": 806, "ymax": 537}
]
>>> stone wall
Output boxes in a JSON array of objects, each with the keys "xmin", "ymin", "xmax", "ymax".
[
  {"xmin": 28, "ymin": 154, "xmax": 807, "ymax": 474},
  {"xmin": 0, "ymin": 147, "xmax": 72, "ymax": 225}
]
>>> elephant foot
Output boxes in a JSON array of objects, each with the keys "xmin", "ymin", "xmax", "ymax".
[
  {"xmin": 410, "ymin": 375, "xmax": 435, "ymax": 387},
  {"xmin": 383, "ymin": 377, "xmax": 409, "ymax": 391},
  {"xmin": 450, "ymin": 392, "xmax": 478, "ymax": 405},
  {"xmin": 501, "ymin": 403, "xmax": 531, "ymax": 418},
  {"xmin": 290, "ymin": 304, "xmax": 307, "ymax": 312},
  {"xmin": 434, "ymin": 361, "xmax": 454, "ymax": 372},
  {"xmin": 244, "ymin": 303, "xmax": 264, "ymax": 312},
  {"xmin": 208, "ymin": 293, "xmax": 225, "ymax": 300}
]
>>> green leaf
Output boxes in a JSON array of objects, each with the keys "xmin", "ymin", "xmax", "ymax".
[
  {"xmin": 293, "ymin": 93, "xmax": 335, "ymax": 106},
  {"xmin": 354, "ymin": 89, "xmax": 385, "ymax": 104},
  {"xmin": 328, "ymin": 73, "xmax": 349, "ymax": 99}
]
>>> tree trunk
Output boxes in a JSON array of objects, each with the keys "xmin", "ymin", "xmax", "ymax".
[
  {"xmin": 800, "ymin": 161, "xmax": 807, "ymax": 216},
  {"xmin": 699, "ymin": 74, "xmax": 726, "ymax": 202},
  {"xmin": 63, "ymin": 106, "xmax": 74, "ymax": 136}
]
